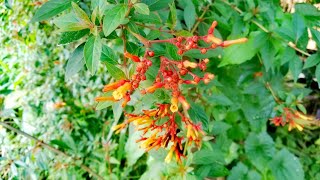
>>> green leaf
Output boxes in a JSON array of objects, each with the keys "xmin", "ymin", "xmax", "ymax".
[
  {"xmin": 295, "ymin": 3, "xmax": 320, "ymax": 18},
  {"xmin": 184, "ymin": 2, "xmax": 196, "ymax": 30},
  {"xmin": 310, "ymin": 28, "xmax": 320, "ymax": 49},
  {"xmin": 303, "ymin": 53, "xmax": 320, "ymax": 69},
  {"xmin": 269, "ymin": 149, "xmax": 304, "ymax": 180},
  {"xmin": 260, "ymin": 40, "xmax": 276, "ymax": 71},
  {"xmin": 125, "ymin": 124, "xmax": 145, "ymax": 166},
  {"xmin": 166, "ymin": 44, "xmax": 181, "ymax": 60},
  {"xmin": 105, "ymin": 63, "xmax": 126, "ymax": 80},
  {"xmin": 84, "ymin": 35, "xmax": 102, "ymax": 75},
  {"xmin": 103, "ymin": 5, "xmax": 127, "ymax": 37},
  {"xmin": 132, "ymin": 13, "xmax": 162, "ymax": 24},
  {"xmin": 184, "ymin": 48, "xmax": 223, "ymax": 59},
  {"xmin": 101, "ymin": 45, "xmax": 118, "ymax": 65},
  {"xmin": 219, "ymin": 33, "xmax": 258, "ymax": 67},
  {"xmin": 316, "ymin": 64, "xmax": 320, "ymax": 88},
  {"xmin": 193, "ymin": 149, "xmax": 225, "ymax": 165},
  {"xmin": 245, "ymin": 132, "xmax": 275, "ymax": 171},
  {"xmin": 281, "ymin": 47, "xmax": 296, "ymax": 65},
  {"xmin": 142, "ymin": 0, "xmax": 173, "ymax": 11},
  {"xmin": 175, "ymin": 30, "xmax": 193, "ymax": 37},
  {"xmin": 167, "ymin": 3, "xmax": 177, "ymax": 30},
  {"xmin": 188, "ymin": 102, "xmax": 209, "ymax": 131},
  {"xmin": 65, "ymin": 44, "xmax": 85, "ymax": 79},
  {"xmin": 289, "ymin": 55, "xmax": 303, "ymax": 82},
  {"xmin": 54, "ymin": 12, "xmax": 90, "ymax": 32},
  {"xmin": 59, "ymin": 29, "xmax": 89, "ymax": 44},
  {"xmin": 228, "ymin": 162, "xmax": 261, "ymax": 180},
  {"xmin": 292, "ymin": 13, "xmax": 306, "ymax": 42},
  {"xmin": 134, "ymin": 3, "xmax": 150, "ymax": 15},
  {"xmin": 31, "ymin": 0, "xmax": 73, "ymax": 22},
  {"xmin": 96, "ymin": 100, "xmax": 113, "ymax": 110},
  {"xmin": 50, "ymin": 140, "xmax": 71, "ymax": 150},
  {"xmin": 212, "ymin": 121, "xmax": 232, "ymax": 135},
  {"xmin": 71, "ymin": 2, "xmax": 92, "ymax": 26}
]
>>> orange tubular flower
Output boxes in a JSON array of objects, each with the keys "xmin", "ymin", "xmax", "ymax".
[
  {"xmin": 208, "ymin": 21, "xmax": 218, "ymax": 34},
  {"xmin": 124, "ymin": 51, "xmax": 140, "ymax": 62},
  {"xmin": 112, "ymin": 82, "xmax": 132, "ymax": 100},
  {"xmin": 183, "ymin": 60, "xmax": 198, "ymax": 68},
  {"xmin": 221, "ymin": 38, "xmax": 248, "ymax": 47},
  {"xmin": 206, "ymin": 35, "xmax": 223, "ymax": 45},
  {"xmin": 95, "ymin": 96, "xmax": 116, "ymax": 102},
  {"xmin": 103, "ymin": 80, "xmax": 126, "ymax": 92},
  {"xmin": 141, "ymin": 82, "xmax": 164, "ymax": 94},
  {"xmin": 165, "ymin": 145, "xmax": 175, "ymax": 163},
  {"xmin": 288, "ymin": 120, "xmax": 303, "ymax": 131},
  {"xmin": 170, "ymin": 97, "xmax": 179, "ymax": 112},
  {"xmin": 178, "ymin": 96, "xmax": 190, "ymax": 110}
]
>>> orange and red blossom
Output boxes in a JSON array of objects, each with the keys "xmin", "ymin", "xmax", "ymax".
[
  {"xmin": 221, "ymin": 38, "xmax": 248, "ymax": 47},
  {"xmin": 102, "ymin": 79, "xmax": 127, "ymax": 92},
  {"xmin": 270, "ymin": 108, "xmax": 313, "ymax": 131},
  {"xmin": 95, "ymin": 96, "xmax": 116, "ymax": 102},
  {"xmin": 124, "ymin": 51, "xmax": 140, "ymax": 62},
  {"xmin": 178, "ymin": 96, "xmax": 190, "ymax": 110},
  {"xmin": 141, "ymin": 82, "xmax": 164, "ymax": 94},
  {"xmin": 112, "ymin": 82, "xmax": 132, "ymax": 100}
]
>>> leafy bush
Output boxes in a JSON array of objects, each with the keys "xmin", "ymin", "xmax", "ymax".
[{"xmin": 1, "ymin": 0, "xmax": 320, "ymax": 179}]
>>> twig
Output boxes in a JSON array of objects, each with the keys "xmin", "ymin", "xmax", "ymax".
[
  {"xmin": 191, "ymin": 4, "xmax": 211, "ymax": 34},
  {"xmin": 0, "ymin": 121, "xmax": 104, "ymax": 180}
]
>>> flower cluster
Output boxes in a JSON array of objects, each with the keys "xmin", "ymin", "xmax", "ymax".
[
  {"xmin": 96, "ymin": 21, "xmax": 247, "ymax": 163},
  {"xmin": 271, "ymin": 108, "xmax": 314, "ymax": 131}
]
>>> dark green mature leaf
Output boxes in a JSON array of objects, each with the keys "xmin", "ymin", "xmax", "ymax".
[
  {"xmin": 103, "ymin": 5, "xmax": 127, "ymax": 37},
  {"xmin": 65, "ymin": 44, "xmax": 85, "ymax": 79},
  {"xmin": 245, "ymin": 132, "xmax": 275, "ymax": 171},
  {"xmin": 289, "ymin": 55, "xmax": 303, "ymax": 82},
  {"xmin": 166, "ymin": 44, "xmax": 181, "ymax": 60},
  {"xmin": 105, "ymin": 63, "xmax": 126, "ymax": 80},
  {"xmin": 134, "ymin": 3, "xmax": 150, "ymax": 15},
  {"xmin": 228, "ymin": 162, "xmax": 261, "ymax": 180},
  {"xmin": 101, "ymin": 45, "xmax": 118, "ymax": 65},
  {"xmin": 193, "ymin": 149, "xmax": 225, "ymax": 165},
  {"xmin": 59, "ymin": 29, "xmax": 89, "ymax": 44},
  {"xmin": 84, "ymin": 35, "xmax": 102, "ymax": 75},
  {"xmin": 303, "ymin": 53, "xmax": 320, "ymax": 69},
  {"xmin": 188, "ymin": 102, "xmax": 209, "ymax": 131},
  {"xmin": 50, "ymin": 140, "xmax": 71, "ymax": 150},
  {"xmin": 295, "ymin": 3, "xmax": 320, "ymax": 18},
  {"xmin": 212, "ymin": 121, "xmax": 232, "ymax": 135},
  {"xmin": 316, "ymin": 64, "xmax": 320, "ymax": 88},
  {"xmin": 219, "ymin": 33, "xmax": 258, "ymax": 67},
  {"xmin": 281, "ymin": 47, "xmax": 296, "ymax": 65},
  {"xmin": 131, "ymin": 13, "xmax": 162, "ymax": 24},
  {"xmin": 292, "ymin": 13, "xmax": 306, "ymax": 43},
  {"xmin": 184, "ymin": 2, "xmax": 196, "ymax": 30},
  {"xmin": 269, "ymin": 149, "xmax": 304, "ymax": 180},
  {"xmin": 31, "ymin": 0, "xmax": 73, "ymax": 22},
  {"xmin": 261, "ymin": 40, "xmax": 276, "ymax": 71},
  {"xmin": 310, "ymin": 28, "xmax": 320, "ymax": 49},
  {"xmin": 142, "ymin": 0, "xmax": 173, "ymax": 11}
]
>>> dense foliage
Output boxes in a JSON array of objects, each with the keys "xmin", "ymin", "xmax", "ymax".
[{"xmin": 1, "ymin": 0, "xmax": 320, "ymax": 179}]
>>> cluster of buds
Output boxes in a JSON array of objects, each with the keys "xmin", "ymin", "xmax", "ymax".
[
  {"xmin": 162, "ymin": 21, "xmax": 247, "ymax": 55},
  {"xmin": 96, "ymin": 21, "xmax": 247, "ymax": 163},
  {"xmin": 271, "ymin": 108, "xmax": 313, "ymax": 131}
]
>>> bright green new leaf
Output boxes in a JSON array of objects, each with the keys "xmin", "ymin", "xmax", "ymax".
[
  {"xmin": 219, "ymin": 33, "xmax": 258, "ymax": 67},
  {"xmin": 31, "ymin": 0, "xmax": 73, "ymax": 22},
  {"xmin": 103, "ymin": 5, "xmax": 127, "ymax": 37},
  {"xmin": 65, "ymin": 44, "xmax": 85, "ymax": 79},
  {"xmin": 54, "ymin": 12, "xmax": 90, "ymax": 32},
  {"xmin": 134, "ymin": 3, "xmax": 150, "ymax": 15},
  {"xmin": 71, "ymin": 2, "xmax": 92, "ymax": 27},
  {"xmin": 84, "ymin": 35, "xmax": 102, "ymax": 75},
  {"xmin": 167, "ymin": 3, "xmax": 177, "ymax": 30}
]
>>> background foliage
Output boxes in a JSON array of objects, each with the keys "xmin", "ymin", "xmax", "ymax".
[{"xmin": 1, "ymin": 0, "xmax": 320, "ymax": 179}]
